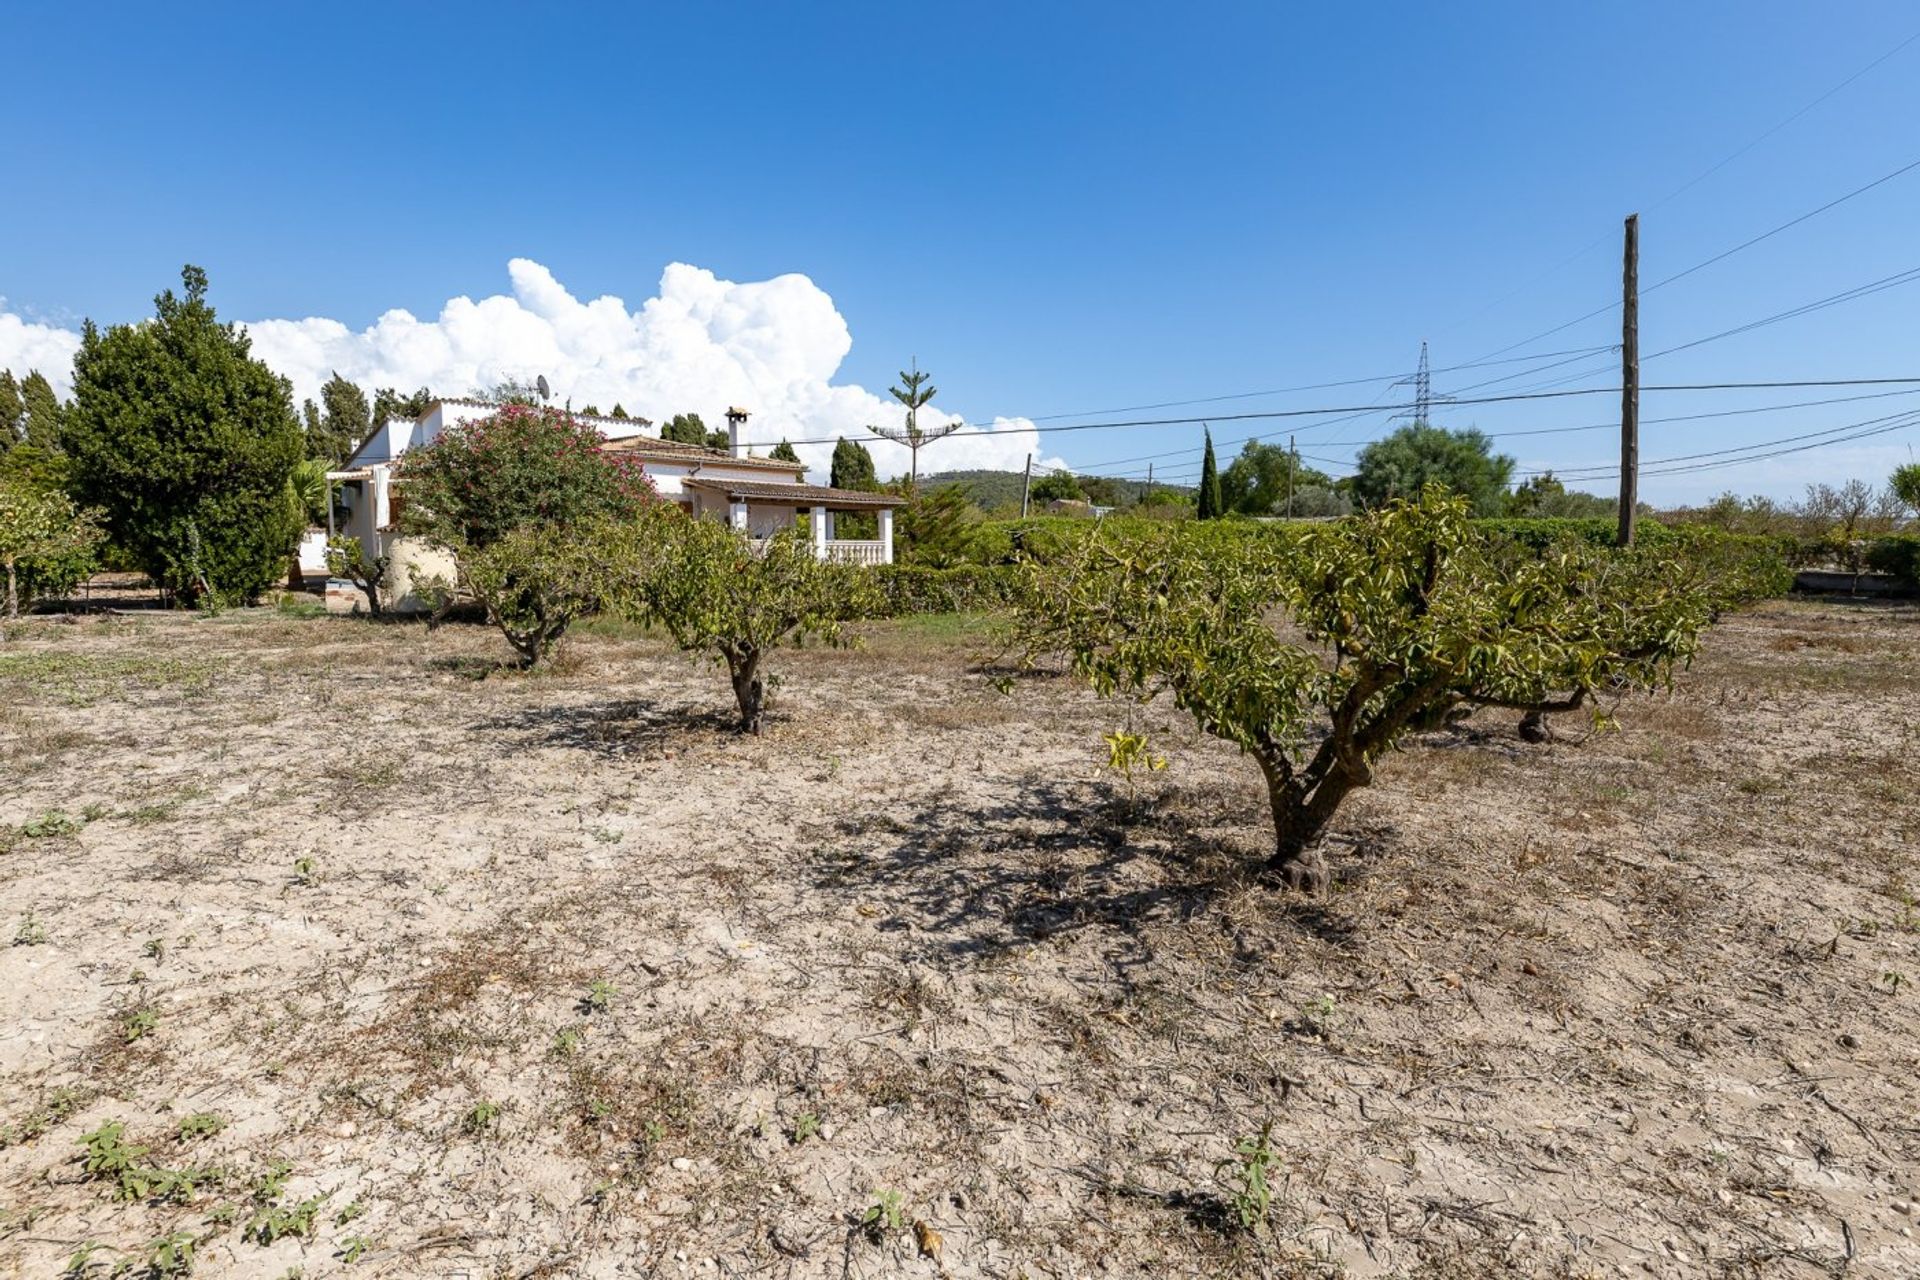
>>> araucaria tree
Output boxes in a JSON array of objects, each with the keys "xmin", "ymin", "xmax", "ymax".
[
  {"xmin": 1008, "ymin": 488, "xmax": 1713, "ymax": 890},
  {"xmin": 395, "ymin": 404, "xmax": 653, "ymax": 662},
  {"xmin": 598, "ymin": 510, "xmax": 877, "ymax": 734},
  {"xmin": 65, "ymin": 265, "xmax": 305, "ymax": 604},
  {"xmin": 871, "ymin": 360, "xmax": 958, "ymax": 486}
]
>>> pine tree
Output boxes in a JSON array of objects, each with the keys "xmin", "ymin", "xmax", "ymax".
[
  {"xmin": 0, "ymin": 371, "xmax": 21, "ymax": 452},
  {"xmin": 317, "ymin": 373, "xmax": 372, "ymax": 463},
  {"xmin": 1197, "ymin": 429, "xmax": 1223, "ymax": 520},
  {"xmin": 610, "ymin": 403, "xmax": 628, "ymax": 419},
  {"xmin": 371, "ymin": 386, "xmax": 434, "ymax": 432},
  {"xmin": 20, "ymin": 372, "xmax": 65, "ymax": 452},
  {"xmin": 661, "ymin": 413, "xmax": 708, "ymax": 447},
  {"xmin": 769, "ymin": 439, "xmax": 801, "ymax": 464},
  {"xmin": 830, "ymin": 437, "xmax": 877, "ymax": 491},
  {"xmin": 65, "ymin": 264, "xmax": 305, "ymax": 604}
]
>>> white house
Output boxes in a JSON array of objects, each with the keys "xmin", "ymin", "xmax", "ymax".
[{"xmin": 326, "ymin": 401, "xmax": 903, "ymax": 608}]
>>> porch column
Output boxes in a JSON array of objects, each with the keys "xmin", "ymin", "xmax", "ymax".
[
  {"xmin": 878, "ymin": 507, "xmax": 894, "ymax": 565},
  {"xmin": 811, "ymin": 505, "xmax": 828, "ymax": 560},
  {"xmin": 729, "ymin": 500, "xmax": 750, "ymax": 533}
]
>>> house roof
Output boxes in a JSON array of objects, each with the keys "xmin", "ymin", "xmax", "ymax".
[
  {"xmin": 599, "ymin": 435, "xmax": 804, "ymax": 473},
  {"xmin": 681, "ymin": 477, "xmax": 906, "ymax": 509}
]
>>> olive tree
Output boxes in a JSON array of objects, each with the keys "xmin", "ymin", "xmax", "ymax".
[
  {"xmin": 597, "ymin": 510, "xmax": 878, "ymax": 733},
  {"xmin": 1007, "ymin": 488, "xmax": 1713, "ymax": 891}
]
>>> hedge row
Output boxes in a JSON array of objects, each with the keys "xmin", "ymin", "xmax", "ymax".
[
  {"xmin": 1864, "ymin": 534, "xmax": 1920, "ymax": 584},
  {"xmin": 879, "ymin": 517, "xmax": 1798, "ymax": 616}
]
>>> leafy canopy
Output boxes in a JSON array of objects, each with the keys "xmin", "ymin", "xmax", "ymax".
[
  {"xmin": 595, "ymin": 509, "xmax": 879, "ymax": 733},
  {"xmin": 65, "ymin": 265, "xmax": 305, "ymax": 604},
  {"xmin": 395, "ymin": 404, "xmax": 653, "ymax": 553},
  {"xmin": 1008, "ymin": 487, "xmax": 1713, "ymax": 888},
  {"xmin": 0, "ymin": 474, "xmax": 104, "ymax": 616},
  {"xmin": 1352, "ymin": 424, "xmax": 1515, "ymax": 516},
  {"xmin": 1220, "ymin": 441, "xmax": 1332, "ymax": 516}
]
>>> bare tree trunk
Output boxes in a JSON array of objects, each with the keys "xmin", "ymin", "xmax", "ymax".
[
  {"xmin": 728, "ymin": 648, "xmax": 767, "ymax": 734},
  {"xmin": 4, "ymin": 560, "xmax": 17, "ymax": 620}
]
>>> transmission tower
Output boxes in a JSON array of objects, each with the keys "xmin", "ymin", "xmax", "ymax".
[{"xmin": 1391, "ymin": 340, "xmax": 1448, "ymax": 426}]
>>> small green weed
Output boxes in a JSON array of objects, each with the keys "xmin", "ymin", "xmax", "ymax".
[
  {"xmin": 122, "ymin": 1007, "xmax": 160, "ymax": 1043},
  {"xmin": 138, "ymin": 1230, "xmax": 196, "ymax": 1278},
  {"xmin": 462, "ymin": 1101, "xmax": 501, "ymax": 1136},
  {"xmin": 292, "ymin": 857, "xmax": 320, "ymax": 888},
  {"xmin": 13, "ymin": 911, "xmax": 48, "ymax": 946},
  {"xmin": 22, "ymin": 810, "xmax": 83, "ymax": 838},
  {"xmin": 581, "ymin": 979, "xmax": 617, "ymax": 1014},
  {"xmin": 1218, "ymin": 1120, "xmax": 1281, "ymax": 1233},
  {"xmin": 176, "ymin": 1113, "xmax": 225, "ymax": 1141},
  {"xmin": 790, "ymin": 1111, "xmax": 822, "ymax": 1143},
  {"xmin": 339, "ymin": 1235, "xmax": 371, "ymax": 1263},
  {"xmin": 861, "ymin": 1188, "xmax": 905, "ymax": 1241}
]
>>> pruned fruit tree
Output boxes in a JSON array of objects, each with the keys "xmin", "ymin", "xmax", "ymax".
[{"xmin": 1006, "ymin": 487, "xmax": 1715, "ymax": 892}]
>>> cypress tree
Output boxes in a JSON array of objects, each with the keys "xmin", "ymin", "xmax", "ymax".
[
  {"xmin": 65, "ymin": 265, "xmax": 304, "ymax": 604},
  {"xmin": 830, "ymin": 437, "xmax": 877, "ymax": 490},
  {"xmin": 20, "ymin": 372, "xmax": 65, "ymax": 452},
  {"xmin": 769, "ymin": 439, "xmax": 801, "ymax": 464},
  {"xmin": 0, "ymin": 371, "xmax": 21, "ymax": 451},
  {"xmin": 1197, "ymin": 428, "xmax": 1223, "ymax": 520}
]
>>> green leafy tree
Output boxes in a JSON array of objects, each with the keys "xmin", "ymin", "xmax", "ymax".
[
  {"xmin": 830, "ymin": 437, "xmax": 878, "ymax": 491},
  {"xmin": 829, "ymin": 437, "xmax": 881, "ymax": 538},
  {"xmin": 324, "ymin": 536, "xmax": 391, "ymax": 617},
  {"xmin": 610, "ymin": 403, "xmax": 629, "ymax": 419},
  {"xmin": 661, "ymin": 413, "xmax": 710, "ymax": 448},
  {"xmin": 65, "ymin": 265, "xmax": 306, "ymax": 604},
  {"xmin": 395, "ymin": 404, "xmax": 653, "ymax": 554},
  {"xmin": 597, "ymin": 509, "xmax": 879, "ymax": 733},
  {"xmin": 896, "ymin": 483, "xmax": 979, "ymax": 567},
  {"xmin": 394, "ymin": 404, "xmax": 654, "ymax": 662},
  {"xmin": 19, "ymin": 372, "xmax": 65, "ymax": 452},
  {"xmin": 1007, "ymin": 487, "xmax": 1712, "ymax": 891},
  {"xmin": 0, "ymin": 371, "xmax": 22, "ymax": 450},
  {"xmin": 871, "ymin": 360, "xmax": 958, "ymax": 486},
  {"xmin": 769, "ymin": 439, "xmax": 801, "ymax": 465},
  {"xmin": 1891, "ymin": 463, "xmax": 1920, "ymax": 514},
  {"xmin": 1030, "ymin": 471, "xmax": 1085, "ymax": 503},
  {"xmin": 462, "ymin": 522, "xmax": 611, "ymax": 666},
  {"xmin": 1196, "ymin": 429, "xmax": 1224, "ymax": 520},
  {"xmin": 1504, "ymin": 471, "xmax": 1615, "ymax": 519},
  {"xmin": 313, "ymin": 373, "xmax": 372, "ymax": 464},
  {"xmin": 1220, "ymin": 441, "xmax": 1331, "ymax": 516},
  {"xmin": 1352, "ymin": 424, "xmax": 1514, "ymax": 515},
  {"xmin": 580, "ymin": 404, "xmax": 602, "ymax": 417},
  {"xmin": 0, "ymin": 474, "xmax": 104, "ymax": 617},
  {"xmin": 370, "ymin": 387, "xmax": 434, "ymax": 432}
]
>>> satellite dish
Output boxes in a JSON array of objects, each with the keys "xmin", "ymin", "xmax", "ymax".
[{"xmin": 536, "ymin": 374, "xmax": 551, "ymax": 401}]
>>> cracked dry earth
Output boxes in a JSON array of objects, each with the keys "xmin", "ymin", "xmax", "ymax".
[{"xmin": 0, "ymin": 598, "xmax": 1916, "ymax": 1279}]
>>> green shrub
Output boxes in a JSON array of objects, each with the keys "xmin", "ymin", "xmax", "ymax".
[
  {"xmin": 1865, "ymin": 535, "xmax": 1920, "ymax": 585},
  {"xmin": 868, "ymin": 564, "xmax": 1021, "ymax": 616}
]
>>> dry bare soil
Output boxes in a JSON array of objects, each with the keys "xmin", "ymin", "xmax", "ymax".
[{"xmin": 1, "ymin": 599, "xmax": 1916, "ymax": 1280}]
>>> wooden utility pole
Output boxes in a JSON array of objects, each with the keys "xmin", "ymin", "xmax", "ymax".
[
  {"xmin": 1618, "ymin": 213, "xmax": 1640, "ymax": 547},
  {"xmin": 1286, "ymin": 434, "xmax": 1296, "ymax": 518},
  {"xmin": 1020, "ymin": 452, "xmax": 1033, "ymax": 518}
]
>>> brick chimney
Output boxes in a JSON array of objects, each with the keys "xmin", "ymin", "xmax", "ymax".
[{"xmin": 725, "ymin": 406, "xmax": 750, "ymax": 458}]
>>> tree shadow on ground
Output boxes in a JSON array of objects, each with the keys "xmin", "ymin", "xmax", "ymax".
[
  {"xmin": 472, "ymin": 698, "xmax": 741, "ymax": 758},
  {"xmin": 810, "ymin": 776, "xmax": 1363, "ymax": 964}
]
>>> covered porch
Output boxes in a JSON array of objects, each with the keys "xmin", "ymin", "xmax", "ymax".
[{"xmin": 681, "ymin": 478, "xmax": 907, "ymax": 565}]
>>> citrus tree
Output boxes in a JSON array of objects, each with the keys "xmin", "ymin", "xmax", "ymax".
[
  {"xmin": 0, "ymin": 475, "xmax": 103, "ymax": 618},
  {"xmin": 595, "ymin": 509, "xmax": 878, "ymax": 733},
  {"xmin": 1007, "ymin": 488, "xmax": 1713, "ymax": 891}
]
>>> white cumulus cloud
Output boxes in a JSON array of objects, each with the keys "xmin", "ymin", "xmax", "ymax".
[
  {"xmin": 0, "ymin": 308, "xmax": 82, "ymax": 397},
  {"xmin": 0, "ymin": 261, "xmax": 1061, "ymax": 483}
]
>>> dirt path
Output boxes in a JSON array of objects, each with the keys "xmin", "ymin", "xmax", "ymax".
[{"xmin": 2, "ymin": 601, "xmax": 1916, "ymax": 1278}]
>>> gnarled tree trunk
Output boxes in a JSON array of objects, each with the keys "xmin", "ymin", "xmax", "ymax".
[{"xmin": 727, "ymin": 647, "xmax": 767, "ymax": 734}]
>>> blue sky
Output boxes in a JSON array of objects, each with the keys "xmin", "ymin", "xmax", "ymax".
[{"xmin": 3, "ymin": 1, "xmax": 1918, "ymax": 500}]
